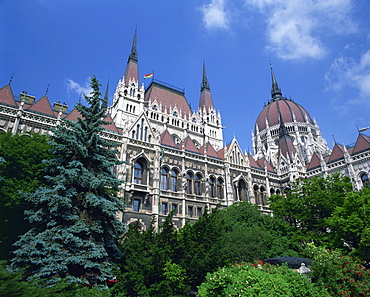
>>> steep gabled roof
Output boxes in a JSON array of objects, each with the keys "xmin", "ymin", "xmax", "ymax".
[
  {"xmin": 102, "ymin": 114, "xmax": 121, "ymax": 134},
  {"xmin": 306, "ymin": 152, "xmax": 321, "ymax": 170},
  {"xmin": 27, "ymin": 96, "xmax": 55, "ymax": 117},
  {"xmin": 160, "ymin": 130, "xmax": 178, "ymax": 148},
  {"xmin": 327, "ymin": 143, "xmax": 345, "ymax": 163},
  {"xmin": 256, "ymin": 157, "xmax": 275, "ymax": 172},
  {"xmin": 248, "ymin": 153, "xmax": 262, "ymax": 169},
  {"xmin": 144, "ymin": 81, "xmax": 191, "ymax": 119},
  {"xmin": 64, "ymin": 107, "xmax": 82, "ymax": 121},
  {"xmin": 351, "ymin": 134, "xmax": 370, "ymax": 155},
  {"xmin": 199, "ymin": 142, "xmax": 221, "ymax": 159},
  {"xmin": 181, "ymin": 136, "xmax": 199, "ymax": 154},
  {"xmin": 0, "ymin": 85, "xmax": 16, "ymax": 106}
]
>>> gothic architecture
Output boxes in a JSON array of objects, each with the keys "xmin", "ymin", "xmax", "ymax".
[{"xmin": 1, "ymin": 32, "xmax": 370, "ymax": 230}]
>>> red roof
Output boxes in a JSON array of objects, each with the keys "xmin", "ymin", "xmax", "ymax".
[
  {"xmin": 102, "ymin": 114, "xmax": 120, "ymax": 134},
  {"xmin": 351, "ymin": 134, "xmax": 370, "ymax": 155},
  {"xmin": 327, "ymin": 143, "xmax": 344, "ymax": 163},
  {"xmin": 256, "ymin": 157, "xmax": 275, "ymax": 172},
  {"xmin": 65, "ymin": 107, "xmax": 82, "ymax": 121},
  {"xmin": 248, "ymin": 153, "xmax": 262, "ymax": 169},
  {"xmin": 199, "ymin": 142, "xmax": 221, "ymax": 159},
  {"xmin": 0, "ymin": 85, "xmax": 16, "ymax": 106},
  {"xmin": 27, "ymin": 96, "xmax": 55, "ymax": 117},
  {"xmin": 144, "ymin": 82, "xmax": 191, "ymax": 119},
  {"xmin": 181, "ymin": 136, "xmax": 199, "ymax": 154},
  {"xmin": 278, "ymin": 136, "xmax": 296, "ymax": 160},
  {"xmin": 255, "ymin": 98, "xmax": 313, "ymax": 133},
  {"xmin": 306, "ymin": 152, "xmax": 321, "ymax": 170},
  {"xmin": 124, "ymin": 59, "xmax": 139, "ymax": 86},
  {"xmin": 160, "ymin": 130, "xmax": 178, "ymax": 148},
  {"xmin": 199, "ymin": 88, "xmax": 214, "ymax": 111}
]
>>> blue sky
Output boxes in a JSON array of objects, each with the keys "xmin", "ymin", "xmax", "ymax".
[{"xmin": 1, "ymin": 0, "xmax": 370, "ymax": 152}]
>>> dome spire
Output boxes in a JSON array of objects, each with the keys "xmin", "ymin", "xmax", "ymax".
[
  {"xmin": 123, "ymin": 29, "xmax": 139, "ymax": 86},
  {"xmin": 270, "ymin": 62, "xmax": 282, "ymax": 100}
]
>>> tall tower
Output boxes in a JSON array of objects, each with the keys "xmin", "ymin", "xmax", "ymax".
[
  {"xmin": 195, "ymin": 61, "xmax": 223, "ymax": 150},
  {"xmin": 110, "ymin": 30, "xmax": 145, "ymax": 132}
]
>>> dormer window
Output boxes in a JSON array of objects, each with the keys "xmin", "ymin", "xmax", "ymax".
[
  {"xmin": 173, "ymin": 111, "xmax": 178, "ymax": 117},
  {"xmin": 152, "ymin": 105, "xmax": 157, "ymax": 111}
]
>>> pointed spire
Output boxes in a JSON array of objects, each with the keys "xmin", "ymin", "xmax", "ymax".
[
  {"xmin": 102, "ymin": 79, "xmax": 109, "ymax": 109},
  {"xmin": 123, "ymin": 29, "xmax": 139, "ymax": 86},
  {"xmin": 201, "ymin": 59, "xmax": 210, "ymax": 91},
  {"xmin": 270, "ymin": 62, "xmax": 282, "ymax": 100},
  {"xmin": 278, "ymin": 112, "xmax": 289, "ymax": 138},
  {"xmin": 198, "ymin": 59, "xmax": 214, "ymax": 111},
  {"xmin": 128, "ymin": 29, "xmax": 138, "ymax": 62}
]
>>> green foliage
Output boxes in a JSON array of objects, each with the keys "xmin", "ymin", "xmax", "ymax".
[
  {"xmin": 197, "ymin": 261, "xmax": 329, "ymax": 296},
  {"xmin": 326, "ymin": 188, "xmax": 370, "ymax": 261},
  {"xmin": 10, "ymin": 76, "xmax": 125, "ymax": 285},
  {"xmin": 177, "ymin": 202, "xmax": 300, "ymax": 290},
  {"xmin": 305, "ymin": 244, "xmax": 370, "ymax": 296},
  {"xmin": 0, "ymin": 260, "xmax": 111, "ymax": 296},
  {"xmin": 0, "ymin": 132, "xmax": 52, "ymax": 260},
  {"xmin": 114, "ymin": 213, "xmax": 190, "ymax": 296},
  {"xmin": 269, "ymin": 172, "xmax": 352, "ymax": 245}
]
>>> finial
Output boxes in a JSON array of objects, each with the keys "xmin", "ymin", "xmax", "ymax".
[
  {"xmin": 45, "ymin": 84, "xmax": 50, "ymax": 96},
  {"xmin": 102, "ymin": 79, "xmax": 109, "ymax": 109},
  {"xmin": 9, "ymin": 73, "xmax": 14, "ymax": 85},
  {"xmin": 201, "ymin": 58, "xmax": 210, "ymax": 91},
  {"xmin": 129, "ymin": 28, "xmax": 138, "ymax": 61},
  {"xmin": 270, "ymin": 61, "xmax": 282, "ymax": 100}
]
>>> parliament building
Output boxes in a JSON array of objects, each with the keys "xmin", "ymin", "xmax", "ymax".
[{"xmin": 1, "ymin": 32, "xmax": 370, "ymax": 230}]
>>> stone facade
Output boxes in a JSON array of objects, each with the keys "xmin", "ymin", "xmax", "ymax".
[{"xmin": 1, "ymin": 32, "xmax": 370, "ymax": 230}]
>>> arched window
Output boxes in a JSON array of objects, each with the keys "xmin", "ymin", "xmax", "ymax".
[
  {"xmin": 217, "ymin": 178, "xmax": 224, "ymax": 199},
  {"xmin": 253, "ymin": 184, "xmax": 260, "ymax": 204},
  {"xmin": 161, "ymin": 167, "xmax": 169, "ymax": 191},
  {"xmin": 260, "ymin": 186, "xmax": 267, "ymax": 205},
  {"xmin": 361, "ymin": 173, "xmax": 369, "ymax": 189},
  {"xmin": 186, "ymin": 172, "xmax": 193, "ymax": 194},
  {"xmin": 170, "ymin": 169, "xmax": 178, "ymax": 192},
  {"xmin": 195, "ymin": 174, "xmax": 202, "ymax": 196},
  {"xmin": 209, "ymin": 176, "xmax": 216, "ymax": 198},
  {"xmin": 134, "ymin": 158, "xmax": 147, "ymax": 185},
  {"xmin": 237, "ymin": 180, "xmax": 247, "ymax": 201}
]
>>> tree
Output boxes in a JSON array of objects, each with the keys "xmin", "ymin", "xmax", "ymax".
[
  {"xmin": 10, "ymin": 76, "xmax": 125, "ymax": 285},
  {"xmin": 326, "ymin": 188, "xmax": 370, "ymax": 261},
  {"xmin": 0, "ymin": 132, "xmax": 53, "ymax": 260},
  {"xmin": 269, "ymin": 173, "xmax": 352, "ymax": 246},
  {"xmin": 197, "ymin": 261, "xmax": 329, "ymax": 297}
]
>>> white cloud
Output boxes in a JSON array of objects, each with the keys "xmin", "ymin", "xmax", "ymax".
[
  {"xmin": 244, "ymin": 0, "xmax": 357, "ymax": 60},
  {"xmin": 66, "ymin": 78, "xmax": 92, "ymax": 96},
  {"xmin": 200, "ymin": 0, "xmax": 230, "ymax": 30},
  {"xmin": 325, "ymin": 49, "xmax": 370, "ymax": 110}
]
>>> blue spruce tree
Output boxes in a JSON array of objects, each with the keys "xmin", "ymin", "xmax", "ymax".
[{"xmin": 10, "ymin": 76, "xmax": 125, "ymax": 285}]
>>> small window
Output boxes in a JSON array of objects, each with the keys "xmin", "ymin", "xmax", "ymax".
[
  {"xmin": 152, "ymin": 105, "xmax": 157, "ymax": 111},
  {"xmin": 195, "ymin": 174, "xmax": 202, "ymax": 196},
  {"xmin": 197, "ymin": 207, "xmax": 202, "ymax": 218},
  {"xmin": 186, "ymin": 173, "xmax": 193, "ymax": 194},
  {"xmin": 217, "ymin": 178, "xmax": 224, "ymax": 199},
  {"xmin": 171, "ymin": 204, "xmax": 177, "ymax": 214},
  {"xmin": 170, "ymin": 169, "xmax": 178, "ymax": 192},
  {"xmin": 187, "ymin": 206, "xmax": 193, "ymax": 217},
  {"xmin": 161, "ymin": 167, "xmax": 169, "ymax": 191},
  {"xmin": 133, "ymin": 199, "xmax": 141, "ymax": 212},
  {"xmin": 162, "ymin": 203, "xmax": 168, "ymax": 215},
  {"xmin": 209, "ymin": 177, "xmax": 216, "ymax": 198}
]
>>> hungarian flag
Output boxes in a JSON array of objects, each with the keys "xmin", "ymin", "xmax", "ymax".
[{"xmin": 144, "ymin": 73, "xmax": 153, "ymax": 79}]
